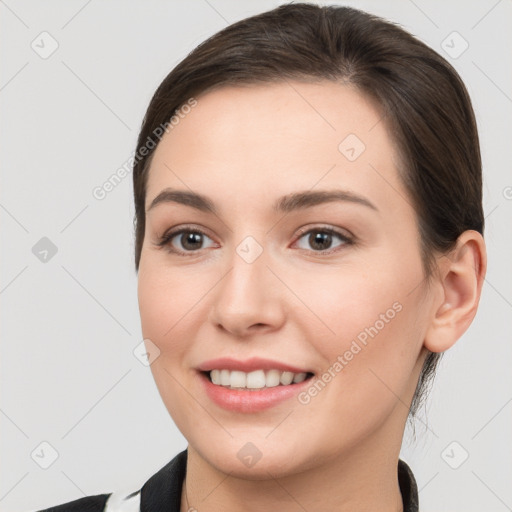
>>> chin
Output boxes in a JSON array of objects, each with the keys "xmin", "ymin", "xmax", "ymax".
[{"xmin": 189, "ymin": 433, "xmax": 319, "ymax": 480}]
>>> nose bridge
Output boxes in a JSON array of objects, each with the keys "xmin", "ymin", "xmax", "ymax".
[
  {"xmin": 209, "ymin": 232, "xmax": 283, "ymax": 334},
  {"xmin": 219, "ymin": 234, "xmax": 270, "ymax": 309}
]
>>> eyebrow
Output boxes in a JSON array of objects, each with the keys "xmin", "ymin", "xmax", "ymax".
[{"xmin": 146, "ymin": 188, "xmax": 378, "ymax": 214}]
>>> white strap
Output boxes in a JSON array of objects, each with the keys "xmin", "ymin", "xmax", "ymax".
[{"xmin": 103, "ymin": 489, "xmax": 141, "ymax": 512}]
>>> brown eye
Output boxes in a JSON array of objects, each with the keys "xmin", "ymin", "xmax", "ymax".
[
  {"xmin": 179, "ymin": 232, "xmax": 204, "ymax": 251},
  {"xmin": 294, "ymin": 228, "xmax": 353, "ymax": 254},
  {"xmin": 308, "ymin": 231, "xmax": 333, "ymax": 251},
  {"xmin": 157, "ymin": 228, "xmax": 216, "ymax": 255}
]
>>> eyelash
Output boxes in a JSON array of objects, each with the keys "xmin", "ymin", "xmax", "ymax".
[{"xmin": 155, "ymin": 224, "xmax": 354, "ymax": 257}]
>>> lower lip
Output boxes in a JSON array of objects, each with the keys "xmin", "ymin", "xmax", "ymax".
[{"xmin": 198, "ymin": 371, "xmax": 314, "ymax": 413}]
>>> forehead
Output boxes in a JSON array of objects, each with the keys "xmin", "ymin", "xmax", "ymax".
[{"xmin": 145, "ymin": 80, "xmax": 405, "ymax": 215}]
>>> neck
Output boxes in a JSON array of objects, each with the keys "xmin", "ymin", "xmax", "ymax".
[{"xmin": 180, "ymin": 416, "xmax": 406, "ymax": 512}]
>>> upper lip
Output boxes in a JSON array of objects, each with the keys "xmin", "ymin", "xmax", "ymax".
[{"xmin": 197, "ymin": 357, "xmax": 313, "ymax": 374}]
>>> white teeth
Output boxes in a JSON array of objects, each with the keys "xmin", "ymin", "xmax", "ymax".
[
  {"xmin": 265, "ymin": 369, "xmax": 281, "ymax": 388},
  {"xmin": 280, "ymin": 371, "xmax": 294, "ymax": 385},
  {"xmin": 207, "ymin": 369, "xmax": 311, "ymax": 389},
  {"xmin": 211, "ymin": 369, "xmax": 221, "ymax": 385},
  {"xmin": 246, "ymin": 370, "xmax": 266, "ymax": 389},
  {"xmin": 293, "ymin": 372, "xmax": 307, "ymax": 383},
  {"xmin": 230, "ymin": 370, "xmax": 246, "ymax": 388},
  {"xmin": 220, "ymin": 369, "xmax": 230, "ymax": 386}
]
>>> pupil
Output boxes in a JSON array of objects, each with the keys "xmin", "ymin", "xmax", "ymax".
[
  {"xmin": 182, "ymin": 232, "xmax": 202, "ymax": 250},
  {"xmin": 310, "ymin": 232, "xmax": 331, "ymax": 250}
]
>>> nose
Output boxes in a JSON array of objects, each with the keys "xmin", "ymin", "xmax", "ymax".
[{"xmin": 208, "ymin": 241, "xmax": 286, "ymax": 338}]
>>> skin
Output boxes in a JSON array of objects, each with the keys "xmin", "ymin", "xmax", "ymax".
[{"xmin": 137, "ymin": 81, "xmax": 487, "ymax": 512}]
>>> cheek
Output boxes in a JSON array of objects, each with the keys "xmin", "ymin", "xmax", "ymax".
[
  {"xmin": 137, "ymin": 258, "xmax": 215, "ymax": 365},
  {"xmin": 294, "ymin": 261, "xmax": 423, "ymax": 398},
  {"xmin": 138, "ymin": 273, "xmax": 169, "ymax": 342},
  {"xmin": 291, "ymin": 266, "xmax": 403, "ymax": 348},
  {"xmin": 137, "ymin": 261, "xmax": 188, "ymax": 354},
  {"xmin": 137, "ymin": 263, "xmax": 201, "ymax": 423}
]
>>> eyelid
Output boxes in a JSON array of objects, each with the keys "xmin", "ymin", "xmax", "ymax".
[
  {"xmin": 155, "ymin": 223, "xmax": 354, "ymax": 256},
  {"xmin": 159, "ymin": 224, "xmax": 213, "ymax": 242},
  {"xmin": 155, "ymin": 224, "xmax": 217, "ymax": 256},
  {"xmin": 294, "ymin": 223, "xmax": 353, "ymax": 240},
  {"xmin": 291, "ymin": 224, "xmax": 354, "ymax": 254}
]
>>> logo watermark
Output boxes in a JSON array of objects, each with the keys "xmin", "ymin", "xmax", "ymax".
[
  {"xmin": 298, "ymin": 300, "xmax": 403, "ymax": 405},
  {"xmin": 92, "ymin": 97, "xmax": 198, "ymax": 201}
]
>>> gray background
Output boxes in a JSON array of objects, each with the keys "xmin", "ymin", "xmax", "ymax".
[{"xmin": 1, "ymin": 1, "xmax": 511, "ymax": 511}]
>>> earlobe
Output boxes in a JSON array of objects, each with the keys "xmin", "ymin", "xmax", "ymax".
[{"xmin": 423, "ymin": 230, "xmax": 487, "ymax": 353}]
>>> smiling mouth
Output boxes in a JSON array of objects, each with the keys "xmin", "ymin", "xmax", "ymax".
[{"xmin": 201, "ymin": 369, "xmax": 315, "ymax": 390}]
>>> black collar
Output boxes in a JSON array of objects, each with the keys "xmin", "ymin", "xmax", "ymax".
[
  {"xmin": 398, "ymin": 458, "xmax": 420, "ymax": 512},
  {"xmin": 140, "ymin": 449, "xmax": 187, "ymax": 511},
  {"xmin": 140, "ymin": 449, "xmax": 419, "ymax": 511}
]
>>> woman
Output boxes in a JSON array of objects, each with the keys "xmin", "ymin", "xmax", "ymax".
[{"xmin": 37, "ymin": 3, "xmax": 486, "ymax": 511}]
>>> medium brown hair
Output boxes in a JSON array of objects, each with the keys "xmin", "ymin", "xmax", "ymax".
[{"xmin": 131, "ymin": 3, "xmax": 484, "ymax": 419}]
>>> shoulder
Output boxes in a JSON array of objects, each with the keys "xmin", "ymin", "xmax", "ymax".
[
  {"xmin": 34, "ymin": 449, "xmax": 188, "ymax": 512},
  {"xmin": 34, "ymin": 490, "xmax": 141, "ymax": 512},
  {"xmin": 35, "ymin": 494, "xmax": 110, "ymax": 512}
]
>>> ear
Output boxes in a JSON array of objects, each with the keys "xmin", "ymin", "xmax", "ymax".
[{"xmin": 424, "ymin": 230, "xmax": 487, "ymax": 353}]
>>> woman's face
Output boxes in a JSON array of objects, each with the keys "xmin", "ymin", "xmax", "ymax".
[{"xmin": 137, "ymin": 81, "xmax": 435, "ymax": 477}]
